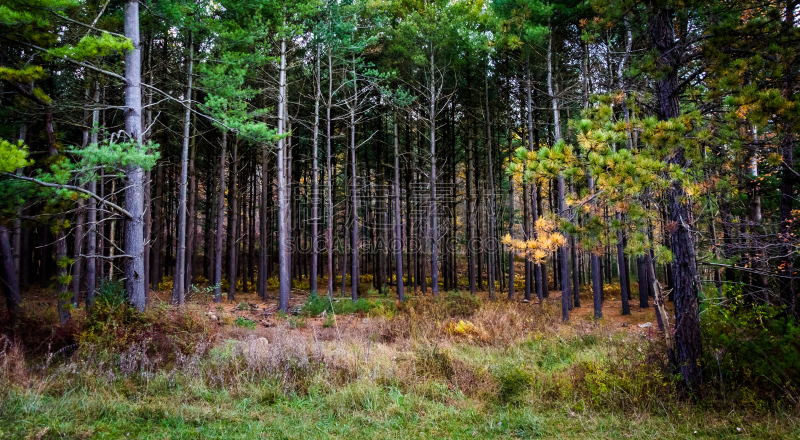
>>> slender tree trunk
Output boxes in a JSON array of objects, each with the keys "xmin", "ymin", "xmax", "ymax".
[
  {"xmin": 549, "ymin": 24, "xmax": 568, "ymax": 320},
  {"xmin": 485, "ymin": 72, "xmax": 497, "ymax": 300},
  {"xmin": 571, "ymin": 235, "xmax": 580, "ymax": 308},
  {"xmin": 214, "ymin": 132, "xmax": 228, "ymax": 303},
  {"xmin": 277, "ymin": 39, "xmax": 290, "ymax": 312},
  {"xmin": 172, "ymin": 38, "xmax": 193, "ymax": 305},
  {"xmin": 0, "ymin": 226, "xmax": 22, "ymax": 325},
  {"xmin": 778, "ymin": 0, "xmax": 796, "ymax": 316},
  {"xmin": 588, "ymin": 173, "xmax": 602, "ymax": 318},
  {"xmin": 186, "ymin": 112, "xmax": 197, "ymax": 294},
  {"xmin": 86, "ymin": 83, "xmax": 99, "ymax": 306},
  {"xmin": 259, "ymin": 147, "xmax": 269, "ymax": 300},
  {"xmin": 558, "ymin": 175, "xmax": 570, "ymax": 322},
  {"xmin": 228, "ymin": 138, "xmax": 239, "ymax": 302},
  {"xmin": 429, "ymin": 45, "xmax": 439, "ymax": 296},
  {"xmin": 71, "ymin": 200, "xmax": 85, "ymax": 304},
  {"xmin": 11, "ymin": 123, "xmax": 26, "ymax": 296},
  {"xmin": 638, "ymin": 256, "xmax": 650, "ymax": 308},
  {"xmin": 311, "ymin": 47, "xmax": 321, "ymax": 294},
  {"xmin": 524, "ymin": 58, "xmax": 534, "ymax": 302},
  {"xmin": 508, "ymin": 131, "xmax": 515, "ymax": 300},
  {"xmin": 350, "ymin": 56, "xmax": 359, "ymax": 302},
  {"xmin": 616, "ymin": 213, "xmax": 631, "ymax": 315},
  {"xmin": 394, "ymin": 109, "xmax": 405, "ymax": 301},
  {"xmin": 467, "ymin": 135, "xmax": 476, "ymax": 295},
  {"xmin": 326, "ymin": 54, "xmax": 335, "ymax": 298}
]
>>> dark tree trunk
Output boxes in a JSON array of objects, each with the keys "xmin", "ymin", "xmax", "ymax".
[
  {"xmin": 393, "ymin": 111, "xmax": 405, "ymax": 301},
  {"xmin": 649, "ymin": 6, "xmax": 702, "ymax": 388},
  {"xmin": 214, "ymin": 132, "xmax": 228, "ymax": 303},
  {"xmin": 637, "ymin": 257, "xmax": 650, "ymax": 308},
  {"xmin": 616, "ymin": 215, "xmax": 631, "ymax": 316},
  {"xmin": 71, "ymin": 199, "xmax": 85, "ymax": 304},
  {"xmin": 558, "ymin": 174, "xmax": 570, "ymax": 322},
  {"xmin": 0, "ymin": 226, "xmax": 22, "ymax": 325},
  {"xmin": 778, "ymin": 0, "xmax": 796, "ymax": 315},
  {"xmin": 228, "ymin": 138, "xmax": 238, "ymax": 302}
]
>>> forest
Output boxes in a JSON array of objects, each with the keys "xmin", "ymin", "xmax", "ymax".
[{"xmin": 0, "ymin": 0, "xmax": 799, "ymax": 437}]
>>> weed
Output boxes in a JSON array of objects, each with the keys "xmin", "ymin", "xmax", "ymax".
[
  {"xmin": 235, "ymin": 317, "xmax": 256, "ymax": 329},
  {"xmin": 496, "ymin": 365, "xmax": 532, "ymax": 404},
  {"xmin": 288, "ymin": 316, "xmax": 307, "ymax": 329}
]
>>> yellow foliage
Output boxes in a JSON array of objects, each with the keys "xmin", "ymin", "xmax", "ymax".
[{"xmin": 445, "ymin": 319, "xmax": 481, "ymax": 339}]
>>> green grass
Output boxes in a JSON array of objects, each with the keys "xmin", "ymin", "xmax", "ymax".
[
  {"xmin": 1, "ymin": 290, "xmax": 798, "ymax": 439},
  {"xmin": 0, "ymin": 369, "xmax": 793, "ymax": 439},
  {"xmin": 235, "ymin": 316, "xmax": 256, "ymax": 329},
  {"xmin": 302, "ymin": 291, "xmax": 396, "ymax": 317}
]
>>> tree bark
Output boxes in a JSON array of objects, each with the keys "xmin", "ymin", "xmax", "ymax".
[
  {"xmin": 311, "ymin": 47, "xmax": 321, "ymax": 294},
  {"xmin": 71, "ymin": 199, "xmax": 85, "ymax": 304},
  {"xmin": 172, "ymin": 37, "xmax": 193, "ymax": 305},
  {"xmin": 228, "ymin": 137, "xmax": 239, "ymax": 302},
  {"xmin": 0, "ymin": 226, "xmax": 22, "ymax": 325},
  {"xmin": 778, "ymin": 0, "xmax": 796, "ymax": 316},
  {"xmin": 214, "ymin": 132, "xmax": 227, "ymax": 303},
  {"xmin": 394, "ymin": 109, "xmax": 405, "ymax": 301},
  {"xmin": 123, "ymin": 0, "xmax": 146, "ymax": 311},
  {"xmin": 350, "ymin": 55, "xmax": 359, "ymax": 302},
  {"xmin": 485, "ymin": 71, "xmax": 497, "ymax": 300},
  {"xmin": 429, "ymin": 45, "xmax": 439, "ymax": 296},
  {"xmin": 277, "ymin": 39, "xmax": 290, "ymax": 312},
  {"xmin": 326, "ymin": 53, "xmax": 335, "ymax": 299},
  {"xmin": 649, "ymin": 6, "xmax": 702, "ymax": 388}
]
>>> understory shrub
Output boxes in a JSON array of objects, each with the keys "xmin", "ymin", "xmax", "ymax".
[
  {"xmin": 703, "ymin": 299, "xmax": 800, "ymax": 406},
  {"xmin": 302, "ymin": 291, "xmax": 394, "ymax": 317}
]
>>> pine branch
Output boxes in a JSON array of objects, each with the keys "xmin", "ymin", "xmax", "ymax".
[{"xmin": 3, "ymin": 173, "xmax": 132, "ymax": 219}]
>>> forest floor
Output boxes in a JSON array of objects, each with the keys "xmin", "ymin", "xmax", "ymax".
[{"xmin": 0, "ymin": 282, "xmax": 797, "ymax": 439}]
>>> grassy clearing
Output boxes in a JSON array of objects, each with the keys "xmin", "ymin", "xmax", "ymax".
[{"xmin": 0, "ymin": 287, "xmax": 798, "ymax": 439}]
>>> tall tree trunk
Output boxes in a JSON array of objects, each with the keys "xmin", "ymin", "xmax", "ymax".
[
  {"xmin": 558, "ymin": 175, "xmax": 570, "ymax": 323},
  {"xmin": 11, "ymin": 124, "xmax": 26, "ymax": 297},
  {"xmin": 508, "ymin": 131, "xmax": 515, "ymax": 300},
  {"xmin": 259, "ymin": 146, "xmax": 269, "ymax": 300},
  {"xmin": 214, "ymin": 132, "xmax": 228, "ymax": 303},
  {"xmin": 186, "ymin": 112, "xmax": 197, "ymax": 294},
  {"xmin": 277, "ymin": 39, "xmax": 290, "ymax": 312},
  {"xmin": 649, "ymin": 6, "xmax": 702, "ymax": 388},
  {"xmin": 123, "ymin": 0, "xmax": 146, "ymax": 311},
  {"xmin": 86, "ymin": 83, "xmax": 100, "ymax": 306},
  {"xmin": 394, "ymin": 109, "xmax": 405, "ymax": 301},
  {"xmin": 326, "ymin": 53, "xmax": 335, "ymax": 298},
  {"xmin": 350, "ymin": 55, "xmax": 359, "ymax": 302},
  {"xmin": 150, "ymin": 163, "xmax": 163, "ymax": 289},
  {"xmin": 172, "ymin": 37, "xmax": 193, "ymax": 305},
  {"xmin": 311, "ymin": 47, "xmax": 321, "ymax": 294},
  {"xmin": 588, "ymin": 173, "xmax": 602, "ymax": 319},
  {"xmin": 549, "ymin": 24, "xmax": 568, "ymax": 321},
  {"xmin": 524, "ymin": 57, "xmax": 533, "ymax": 302},
  {"xmin": 467, "ymin": 134, "xmax": 477, "ymax": 295},
  {"xmin": 228, "ymin": 138, "xmax": 239, "ymax": 302},
  {"xmin": 429, "ymin": 45, "xmax": 439, "ymax": 296},
  {"xmin": 485, "ymin": 71, "xmax": 497, "ymax": 300},
  {"xmin": 778, "ymin": 0, "xmax": 796, "ymax": 316},
  {"xmin": 142, "ymin": 34, "xmax": 154, "ymax": 305}
]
